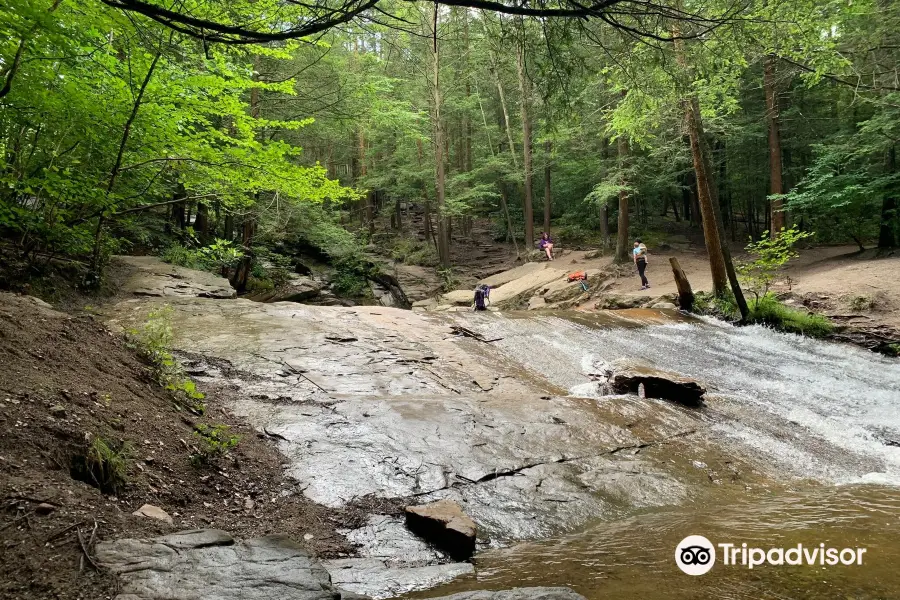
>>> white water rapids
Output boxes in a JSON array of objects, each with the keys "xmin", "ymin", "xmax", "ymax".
[{"xmin": 472, "ymin": 313, "xmax": 900, "ymax": 486}]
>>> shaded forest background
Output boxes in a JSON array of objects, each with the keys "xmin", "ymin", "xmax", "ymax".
[{"xmin": 1, "ymin": 0, "xmax": 897, "ymax": 300}]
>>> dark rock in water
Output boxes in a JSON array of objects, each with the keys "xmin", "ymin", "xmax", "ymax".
[
  {"xmin": 96, "ymin": 529, "xmax": 336, "ymax": 600},
  {"xmin": 405, "ymin": 499, "xmax": 477, "ymax": 560},
  {"xmin": 427, "ymin": 588, "xmax": 587, "ymax": 600},
  {"xmin": 609, "ymin": 361, "xmax": 706, "ymax": 406}
]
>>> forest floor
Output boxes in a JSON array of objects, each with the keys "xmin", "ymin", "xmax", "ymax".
[
  {"xmin": 0, "ymin": 292, "xmax": 398, "ymax": 600},
  {"xmin": 577, "ymin": 244, "xmax": 900, "ymax": 330}
]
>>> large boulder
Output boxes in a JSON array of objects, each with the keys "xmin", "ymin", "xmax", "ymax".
[
  {"xmin": 114, "ymin": 255, "xmax": 235, "ymax": 299},
  {"xmin": 404, "ymin": 500, "xmax": 477, "ymax": 560},
  {"xmin": 608, "ymin": 360, "xmax": 706, "ymax": 406}
]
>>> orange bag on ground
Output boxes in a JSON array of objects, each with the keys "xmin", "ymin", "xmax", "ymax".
[{"xmin": 567, "ymin": 271, "xmax": 587, "ymax": 282}]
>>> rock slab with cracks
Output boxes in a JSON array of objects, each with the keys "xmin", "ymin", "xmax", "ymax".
[
  {"xmin": 405, "ymin": 500, "xmax": 477, "ymax": 560},
  {"xmin": 96, "ymin": 529, "xmax": 341, "ymax": 600}
]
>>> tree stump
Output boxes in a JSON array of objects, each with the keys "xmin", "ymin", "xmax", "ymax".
[{"xmin": 669, "ymin": 257, "xmax": 695, "ymax": 312}]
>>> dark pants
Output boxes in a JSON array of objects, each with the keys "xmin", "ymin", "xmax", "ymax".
[{"xmin": 636, "ymin": 259, "xmax": 648, "ymax": 286}]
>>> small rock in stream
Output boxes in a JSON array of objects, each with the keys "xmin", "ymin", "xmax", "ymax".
[{"xmin": 404, "ymin": 499, "xmax": 476, "ymax": 560}]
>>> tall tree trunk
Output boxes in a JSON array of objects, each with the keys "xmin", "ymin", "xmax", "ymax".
[
  {"xmin": 685, "ymin": 97, "xmax": 729, "ymax": 297},
  {"xmin": 880, "ymin": 145, "xmax": 898, "ymax": 249},
  {"xmin": 194, "ymin": 202, "xmax": 209, "ymax": 243},
  {"xmin": 223, "ymin": 213, "xmax": 234, "ymax": 241},
  {"xmin": 489, "ymin": 53, "xmax": 518, "ymax": 170},
  {"xmin": 614, "ymin": 135, "xmax": 631, "ymax": 263},
  {"xmin": 543, "ymin": 140, "xmax": 551, "ymax": 234},
  {"xmin": 674, "ymin": 29, "xmax": 746, "ymax": 317},
  {"xmin": 764, "ymin": 55, "xmax": 787, "ymax": 237},
  {"xmin": 600, "ymin": 137, "xmax": 610, "ymax": 249},
  {"xmin": 428, "ymin": 4, "xmax": 451, "ymax": 268},
  {"xmin": 516, "ymin": 41, "xmax": 535, "ymax": 248}
]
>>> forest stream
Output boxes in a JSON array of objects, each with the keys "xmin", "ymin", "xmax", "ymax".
[{"xmin": 104, "ymin": 295, "xmax": 900, "ymax": 600}]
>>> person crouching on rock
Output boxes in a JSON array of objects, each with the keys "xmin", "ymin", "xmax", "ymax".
[
  {"xmin": 633, "ymin": 239, "xmax": 650, "ymax": 290},
  {"xmin": 539, "ymin": 232, "xmax": 554, "ymax": 261}
]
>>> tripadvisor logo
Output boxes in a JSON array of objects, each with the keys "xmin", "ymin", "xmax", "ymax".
[
  {"xmin": 675, "ymin": 535, "xmax": 867, "ymax": 575},
  {"xmin": 676, "ymin": 535, "xmax": 716, "ymax": 575}
]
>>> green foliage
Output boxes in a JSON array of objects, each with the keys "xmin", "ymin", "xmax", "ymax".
[
  {"xmin": 694, "ymin": 291, "xmax": 833, "ymax": 338},
  {"xmin": 736, "ymin": 227, "xmax": 814, "ymax": 298},
  {"xmin": 126, "ymin": 307, "xmax": 206, "ymax": 414},
  {"xmin": 197, "ymin": 239, "xmax": 244, "ymax": 273},
  {"xmin": 331, "ymin": 253, "xmax": 378, "ymax": 297},
  {"xmin": 748, "ymin": 294, "xmax": 835, "ymax": 338},
  {"xmin": 251, "ymin": 247, "xmax": 294, "ymax": 288},
  {"xmin": 71, "ymin": 436, "xmax": 132, "ymax": 495},
  {"xmin": 161, "ymin": 243, "xmax": 203, "ymax": 269},
  {"xmin": 390, "ymin": 238, "xmax": 438, "ymax": 267},
  {"xmin": 437, "ymin": 267, "xmax": 457, "ymax": 292},
  {"xmin": 191, "ymin": 424, "xmax": 240, "ymax": 467}
]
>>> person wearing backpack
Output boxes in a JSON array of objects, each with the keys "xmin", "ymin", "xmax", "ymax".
[
  {"xmin": 633, "ymin": 239, "xmax": 650, "ymax": 290},
  {"xmin": 473, "ymin": 284, "xmax": 491, "ymax": 311}
]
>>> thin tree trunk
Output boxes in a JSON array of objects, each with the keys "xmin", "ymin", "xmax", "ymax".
[
  {"xmin": 429, "ymin": 4, "xmax": 450, "ymax": 268},
  {"xmin": 614, "ymin": 134, "xmax": 630, "ymax": 263},
  {"xmin": 516, "ymin": 41, "xmax": 535, "ymax": 248},
  {"xmin": 543, "ymin": 139, "xmax": 551, "ymax": 233},
  {"xmin": 880, "ymin": 145, "xmax": 898, "ymax": 249},
  {"xmin": 764, "ymin": 55, "xmax": 787, "ymax": 237},
  {"xmin": 91, "ymin": 50, "xmax": 162, "ymax": 272}
]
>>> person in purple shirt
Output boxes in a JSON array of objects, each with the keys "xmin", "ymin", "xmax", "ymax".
[{"xmin": 538, "ymin": 232, "xmax": 554, "ymax": 261}]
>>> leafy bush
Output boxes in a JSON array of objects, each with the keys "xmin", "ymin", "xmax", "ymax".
[
  {"xmin": 161, "ymin": 239, "xmax": 243, "ymax": 277},
  {"xmin": 191, "ymin": 424, "xmax": 240, "ymax": 466},
  {"xmin": 331, "ymin": 253, "xmax": 378, "ymax": 297},
  {"xmin": 748, "ymin": 294, "xmax": 834, "ymax": 337},
  {"xmin": 197, "ymin": 239, "xmax": 244, "ymax": 274},
  {"xmin": 160, "ymin": 243, "xmax": 202, "ymax": 269},
  {"xmin": 437, "ymin": 267, "xmax": 457, "ymax": 291},
  {"xmin": 737, "ymin": 226, "xmax": 814, "ymax": 299}
]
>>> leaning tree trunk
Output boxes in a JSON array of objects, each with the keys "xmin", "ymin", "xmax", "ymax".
[
  {"xmin": 764, "ymin": 55, "xmax": 787, "ymax": 237},
  {"xmin": 685, "ymin": 97, "xmax": 729, "ymax": 297},
  {"xmin": 614, "ymin": 134, "xmax": 631, "ymax": 263}
]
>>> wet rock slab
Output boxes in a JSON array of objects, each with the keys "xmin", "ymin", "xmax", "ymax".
[
  {"xmin": 96, "ymin": 529, "xmax": 337, "ymax": 600},
  {"xmin": 322, "ymin": 515, "xmax": 474, "ymax": 599}
]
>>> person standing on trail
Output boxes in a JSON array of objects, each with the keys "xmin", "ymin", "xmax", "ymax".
[
  {"xmin": 539, "ymin": 232, "xmax": 554, "ymax": 261},
  {"xmin": 633, "ymin": 239, "xmax": 650, "ymax": 290}
]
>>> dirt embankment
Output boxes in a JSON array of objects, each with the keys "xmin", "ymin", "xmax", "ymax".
[{"xmin": 0, "ymin": 293, "xmax": 362, "ymax": 600}]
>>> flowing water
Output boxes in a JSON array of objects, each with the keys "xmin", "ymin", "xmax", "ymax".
[{"xmin": 409, "ymin": 311, "xmax": 900, "ymax": 600}]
